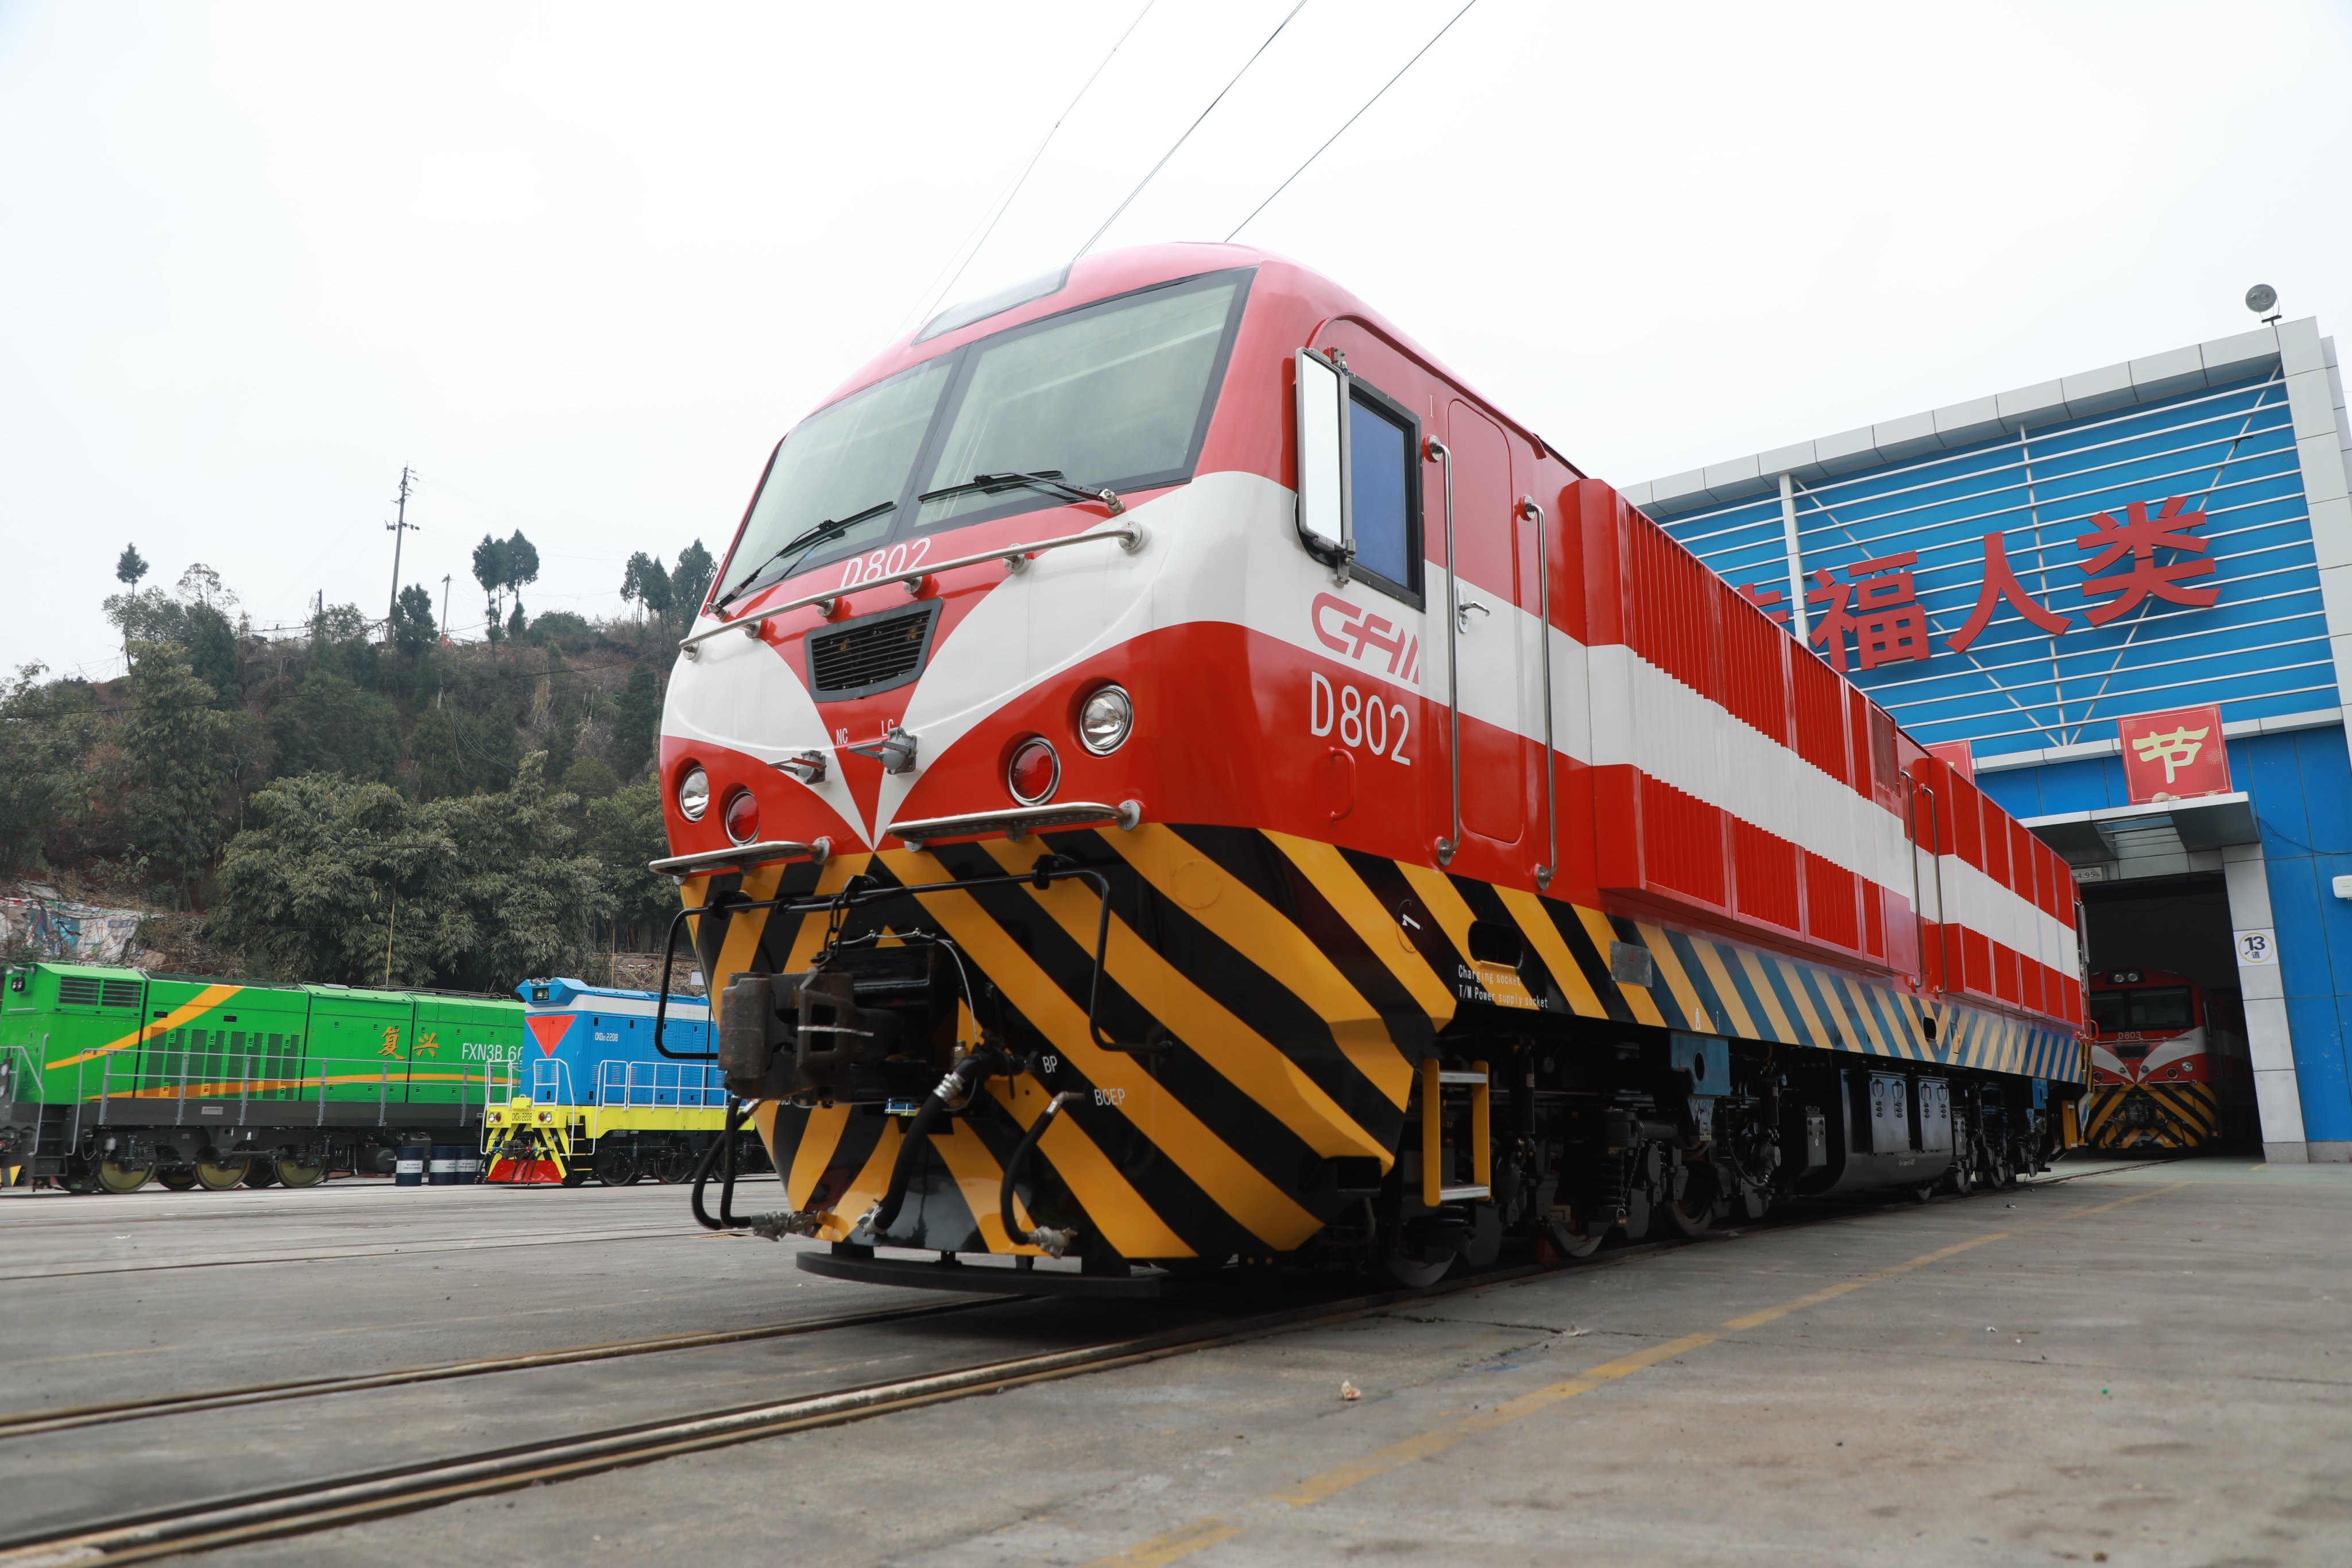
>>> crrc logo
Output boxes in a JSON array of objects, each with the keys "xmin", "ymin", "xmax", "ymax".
[{"xmin": 1310, "ymin": 592, "xmax": 1420, "ymax": 683}]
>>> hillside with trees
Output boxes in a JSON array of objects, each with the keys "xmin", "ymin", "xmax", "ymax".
[{"xmin": 0, "ymin": 533, "xmax": 719, "ymax": 993}]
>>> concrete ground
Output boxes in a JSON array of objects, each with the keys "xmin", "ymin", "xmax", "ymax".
[{"xmin": 5, "ymin": 1159, "xmax": 2347, "ymax": 1567}]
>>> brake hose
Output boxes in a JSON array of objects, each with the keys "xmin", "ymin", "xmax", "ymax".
[
  {"xmin": 998, "ymin": 1091, "xmax": 1082, "ymax": 1257},
  {"xmin": 858, "ymin": 1048, "xmax": 1003, "ymax": 1241}
]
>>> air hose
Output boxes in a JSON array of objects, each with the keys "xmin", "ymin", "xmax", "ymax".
[
  {"xmin": 999, "ymin": 1091, "xmax": 1082, "ymax": 1257},
  {"xmin": 856, "ymin": 1048, "xmax": 1004, "ymax": 1243},
  {"xmin": 690, "ymin": 1098, "xmax": 827, "ymax": 1240}
]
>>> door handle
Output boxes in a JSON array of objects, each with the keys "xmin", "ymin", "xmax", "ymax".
[{"xmin": 1455, "ymin": 599, "xmax": 1490, "ymax": 633}]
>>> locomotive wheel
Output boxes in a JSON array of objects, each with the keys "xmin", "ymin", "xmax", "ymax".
[
  {"xmin": 1380, "ymin": 1245, "xmax": 1453, "ymax": 1288},
  {"xmin": 1661, "ymin": 1164, "xmax": 1717, "ymax": 1238},
  {"xmin": 194, "ymin": 1158, "xmax": 249, "ymax": 1191},
  {"xmin": 157, "ymin": 1167, "xmax": 198, "ymax": 1191},
  {"xmin": 1542, "ymin": 1211, "xmax": 1607, "ymax": 1260},
  {"xmin": 96, "ymin": 1156, "xmax": 155, "ymax": 1194},
  {"xmin": 595, "ymin": 1147, "xmax": 641, "ymax": 1187},
  {"xmin": 654, "ymin": 1145, "xmax": 695, "ymax": 1184},
  {"xmin": 274, "ymin": 1153, "xmax": 327, "ymax": 1188}
]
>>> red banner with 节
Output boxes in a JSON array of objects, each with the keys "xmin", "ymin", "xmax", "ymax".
[{"xmin": 2116, "ymin": 704, "xmax": 2230, "ymax": 804}]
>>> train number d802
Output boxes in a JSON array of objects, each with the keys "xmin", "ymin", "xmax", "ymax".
[{"xmin": 1309, "ymin": 672, "xmax": 1409, "ymax": 765}]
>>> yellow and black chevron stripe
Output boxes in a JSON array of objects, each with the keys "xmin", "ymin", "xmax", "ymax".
[
  {"xmin": 678, "ymin": 823, "xmax": 2080, "ymax": 1261},
  {"xmin": 2082, "ymin": 1080, "xmax": 2221, "ymax": 1151}
]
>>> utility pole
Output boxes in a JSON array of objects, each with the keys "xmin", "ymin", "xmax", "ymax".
[
  {"xmin": 385, "ymin": 466, "xmax": 417, "ymax": 630},
  {"xmin": 439, "ymin": 574, "xmax": 452, "ymax": 640}
]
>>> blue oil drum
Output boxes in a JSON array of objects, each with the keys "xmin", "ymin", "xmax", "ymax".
[
  {"xmin": 393, "ymin": 1147, "xmax": 425, "ymax": 1186},
  {"xmin": 427, "ymin": 1146, "xmax": 465, "ymax": 1186}
]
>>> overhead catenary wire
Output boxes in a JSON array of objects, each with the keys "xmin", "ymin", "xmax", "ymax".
[
  {"xmin": 1224, "ymin": 0, "xmax": 1478, "ymax": 242},
  {"xmin": 1071, "ymin": 0, "xmax": 1309, "ymax": 263},
  {"xmin": 900, "ymin": 0, "xmax": 1157, "ymax": 335}
]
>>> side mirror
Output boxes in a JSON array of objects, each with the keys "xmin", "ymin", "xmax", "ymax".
[{"xmin": 1294, "ymin": 348, "xmax": 1352, "ymax": 582}]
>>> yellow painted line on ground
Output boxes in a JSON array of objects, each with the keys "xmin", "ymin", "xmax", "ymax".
[{"xmin": 1079, "ymin": 1180, "xmax": 2191, "ymax": 1568}]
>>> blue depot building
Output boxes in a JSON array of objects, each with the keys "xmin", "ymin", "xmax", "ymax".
[{"xmin": 1635, "ymin": 313, "xmax": 2352, "ymax": 1162}]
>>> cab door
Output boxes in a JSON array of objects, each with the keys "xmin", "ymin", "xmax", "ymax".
[{"xmin": 1444, "ymin": 400, "xmax": 1526, "ymax": 847}]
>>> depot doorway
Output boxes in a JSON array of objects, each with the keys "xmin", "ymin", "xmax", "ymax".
[{"xmin": 2078, "ymin": 871, "xmax": 2258, "ymax": 1152}]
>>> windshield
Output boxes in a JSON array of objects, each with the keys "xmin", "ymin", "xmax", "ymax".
[
  {"xmin": 915, "ymin": 277, "xmax": 1241, "ymax": 529},
  {"xmin": 722, "ymin": 358, "xmax": 954, "ymax": 603},
  {"xmin": 717, "ymin": 270, "xmax": 1248, "ymax": 602},
  {"xmin": 2091, "ymin": 986, "xmax": 2194, "ymax": 1033}
]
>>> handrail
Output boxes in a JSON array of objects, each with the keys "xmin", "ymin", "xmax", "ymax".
[
  {"xmin": 887, "ymin": 799, "xmax": 1143, "ymax": 845},
  {"xmin": 677, "ymin": 521, "xmax": 1149, "ymax": 659},
  {"xmin": 649, "ymin": 838, "xmax": 831, "ymax": 880},
  {"xmin": 1427, "ymin": 437, "xmax": 1460, "ymax": 864},
  {"xmin": 1520, "ymin": 495, "xmax": 1556, "ymax": 892}
]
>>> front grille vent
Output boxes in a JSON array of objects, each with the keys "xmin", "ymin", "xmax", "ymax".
[
  {"xmin": 101, "ymin": 980, "xmax": 142, "ymax": 1009},
  {"xmin": 57, "ymin": 977, "xmax": 100, "ymax": 1006},
  {"xmin": 807, "ymin": 602, "xmax": 941, "ymax": 700}
]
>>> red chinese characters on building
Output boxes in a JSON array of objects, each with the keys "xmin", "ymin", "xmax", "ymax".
[
  {"xmin": 2116, "ymin": 703, "xmax": 2231, "ymax": 804},
  {"xmin": 2076, "ymin": 497, "xmax": 2219, "ymax": 625},
  {"xmin": 1808, "ymin": 553, "xmax": 1932, "ymax": 672},
  {"xmin": 1789, "ymin": 494, "xmax": 2221, "ymax": 668}
]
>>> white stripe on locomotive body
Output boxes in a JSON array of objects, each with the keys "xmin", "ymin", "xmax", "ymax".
[
  {"xmin": 666, "ymin": 466, "xmax": 2069, "ymax": 1002},
  {"xmin": 2140, "ymin": 1029, "xmax": 2207, "ymax": 1075},
  {"xmin": 523, "ymin": 993, "xmax": 709, "ymax": 1023}
]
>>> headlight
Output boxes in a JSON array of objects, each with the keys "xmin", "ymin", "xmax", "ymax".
[
  {"xmin": 1078, "ymin": 684, "xmax": 1133, "ymax": 755},
  {"xmin": 1007, "ymin": 737, "xmax": 1060, "ymax": 805},
  {"xmin": 723, "ymin": 788, "xmax": 760, "ymax": 845},
  {"xmin": 676, "ymin": 765, "xmax": 710, "ymax": 822}
]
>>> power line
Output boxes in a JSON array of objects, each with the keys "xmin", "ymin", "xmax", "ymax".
[
  {"xmin": 901, "ymin": 0, "xmax": 1157, "ymax": 336},
  {"xmin": 1225, "ymin": 0, "xmax": 1477, "ymax": 242},
  {"xmin": 1072, "ymin": 0, "xmax": 1308, "ymax": 263}
]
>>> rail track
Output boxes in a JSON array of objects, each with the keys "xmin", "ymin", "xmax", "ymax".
[{"xmin": 0, "ymin": 1158, "xmax": 2172, "ymax": 1566}]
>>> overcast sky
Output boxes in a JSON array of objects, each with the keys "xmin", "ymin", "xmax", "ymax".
[{"xmin": 4, "ymin": 1, "xmax": 2347, "ymax": 681}]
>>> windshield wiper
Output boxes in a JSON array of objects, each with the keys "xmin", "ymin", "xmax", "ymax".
[
  {"xmin": 916, "ymin": 470, "xmax": 1124, "ymax": 516},
  {"xmin": 714, "ymin": 500, "xmax": 898, "ymax": 609}
]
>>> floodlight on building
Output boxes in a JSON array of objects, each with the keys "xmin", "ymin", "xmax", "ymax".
[{"xmin": 2246, "ymin": 283, "xmax": 2280, "ymax": 323}]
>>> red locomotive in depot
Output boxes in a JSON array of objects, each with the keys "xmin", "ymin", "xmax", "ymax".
[
  {"xmin": 2084, "ymin": 967, "xmax": 2246, "ymax": 1151},
  {"xmin": 651, "ymin": 245, "xmax": 2089, "ymax": 1294}
]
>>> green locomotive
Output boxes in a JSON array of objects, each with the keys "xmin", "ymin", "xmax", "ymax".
[{"xmin": 0, "ymin": 961, "xmax": 524, "ymax": 1192}]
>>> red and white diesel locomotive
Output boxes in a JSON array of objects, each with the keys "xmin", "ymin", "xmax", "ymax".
[
  {"xmin": 2084, "ymin": 967, "xmax": 2243, "ymax": 1151},
  {"xmin": 654, "ymin": 244, "xmax": 2088, "ymax": 1292}
]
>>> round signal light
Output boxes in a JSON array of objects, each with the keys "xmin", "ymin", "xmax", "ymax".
[
  {"xmin": 722, "ymin": 788, "xmax": 760, "ymax": 845},
  {"xmin": 676, "ymin": 765, "xmax": 711, "ymax": 822},
  {"xmin": 1078, "ymin": 684, "xmax": 1134, "ymax": 755},
  {"xmin": 1007, "ymin": 737, "xmax": 1060, "ymax": 806}
]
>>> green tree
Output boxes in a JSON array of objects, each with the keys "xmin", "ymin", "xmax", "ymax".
[
  {"xmin": 308, "ymin": 602, "xmax": 381, "ymax": 688},
  {"xmin": 392, "ymin": 583, "xmax": 437, "ymax": 658},
  {"xmin": 563, "ymin": 756, "xmax": 620, "ymax": 801},
  {"xmin": 210, "ymin": 773, "xmax": 455, "ymax": 985},
  {"xmin": 672, "ymin": 539, "xmax": 715, "ymax": 622},
  {"xmin": 0, "ymin": 666, "xmax": 98, "ymax": 876},
  {"xmin": 270, "ymin": 672, "xmax": 402, "ymax": 784},
  {"xmin": 181, "ymin": 600, "xmax": 241, "ymax": 707},
  {"xmin": 431, "ymin": 754, "xmax": 609, "ymax": 989},
  {"xmin": 621, "ymin": 552, "xmax": 672, "ymax": 628},
  {"xmin": 123, "ymin": 651, "xmax": 236, "ymax": 904},
  {"xmin": 473, "ymin": 530, "xmax": 540, "ymax": 645},
  {"xmin": 586, "ymin": 779, "xmax": 675, "ymax": 935},
  {"xmin": 411, "ymin": 702, "xmax": 463, "ymax": 801},
  {"xmin": 115, "ymin": 544, "xmax": 149, "ymax": 586},
  {"xmin": 608, "ymin": 663, "xmax": 663, "ymax": 779}
]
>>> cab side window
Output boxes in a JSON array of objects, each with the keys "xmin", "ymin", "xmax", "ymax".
[{"xmin": 1348, "ymin": 382, "xmax": 1421, "ymax": 602}]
